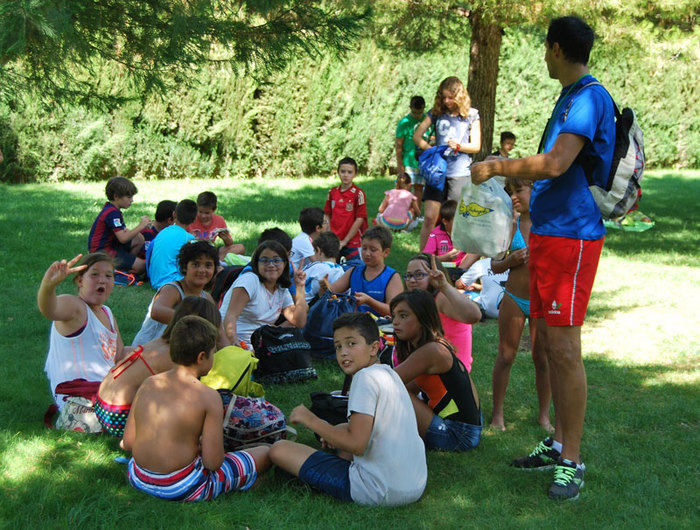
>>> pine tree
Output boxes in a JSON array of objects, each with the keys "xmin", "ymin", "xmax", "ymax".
[{"xmin": 0, "ymin": 1, "xmax": 367, "ymax": 106}]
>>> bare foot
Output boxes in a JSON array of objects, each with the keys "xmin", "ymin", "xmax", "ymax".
[
  {"xmin": 489, "ymin": 420, "xmax": 506, "ymax": 432},
  {"xmin": 539, "ymin": 418, "xmax": 555, "ymax": 433}
]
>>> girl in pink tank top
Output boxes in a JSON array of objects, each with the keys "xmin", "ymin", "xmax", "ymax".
[{"xmin": 401, "ymin": 254, "xmax": 481, "ymax": 371}]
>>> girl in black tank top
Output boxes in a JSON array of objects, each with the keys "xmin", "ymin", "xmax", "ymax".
[{"xmin": 391, "ymin": 290, "xmax": 481, "ymax": 430}]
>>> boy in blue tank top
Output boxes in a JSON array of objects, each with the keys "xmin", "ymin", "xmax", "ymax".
[{"xmin": 325, "ymin": 227, "xmax": 403, "ymax": 317}]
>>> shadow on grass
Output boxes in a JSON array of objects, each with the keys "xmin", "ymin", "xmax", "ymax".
[{"xmin": 0, "ymin": 354, "xmax": 695, "ymax": 528}]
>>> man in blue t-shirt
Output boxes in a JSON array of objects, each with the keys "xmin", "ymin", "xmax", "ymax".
[{"xmin": 471, "ymin": 16, "xmax": 615, "ymax": 501}]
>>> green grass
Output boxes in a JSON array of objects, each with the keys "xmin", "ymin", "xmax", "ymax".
[{"xmin": 0, "ymin": 171, "xmax": 698, "ymax": 528}]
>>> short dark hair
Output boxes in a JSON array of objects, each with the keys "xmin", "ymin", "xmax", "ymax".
[
  {"xmin": 155, "ymin": 200, "xmax": 177, "ymax": 223},
  {"xmin": 175, "ymin": 199, "xmax": 198, "ymax": 225},
  {"xmin": 337, "ymin": 157, "xmax": 358, "ymax": 173},
  {"xmin": 177, "ymin": 240, "xmax": 219, "ymax": 275},
  {"xmin": 313, "ymin": 231, "xmax": 340, "ymax": 260},
  {"xmin": 258, "ymin": 227, "xmax": 292, "ymax": 252},
  {"xmin": 410, "ymin": 96, "xmax": 425, "ymax": 109},
  {"xmin": 546, "ymin": 16, "xmax": 595, "ymax": 65},
  {"xmin": 362, "ymin": 226, "xmax": 392, "ymax": 250},
  {"xmin": 196, "ymin": 191, "xmax": 217, "ymax": 209},
  {"xmin": 250, "ymin": 240, "xmax": 291, "ymax": 289},
  {"xmin": 440, "ymin": 200, "xmax": 458, "ymax": 223},
  {"xmin": 299, "ymin": 207, "xmax": 324, "ymax": 235},
  {"xmin": 332, "ymin": 312, "xmax": 379, "ymax": 345},
  {"xmin": 396, "ymin": 173, "xmax": 412, "ymax": 187},
  {"xmin": 169, "ymin": 315, "xmax": 218, "ymax": 366},
  {"xmin": 105, "ymin": 176, "xmax": 137, "ymax": 201},
  {"xmin": 505, "ymin": 177, "xmax": 534, "ymax": 194},
  {"xmin": 500, "ymin": 131, "xmax": 516, "ymax": 143},
  {"xmin": 162, "ymin": 296, "xmax": 221, "ymax": 342}
]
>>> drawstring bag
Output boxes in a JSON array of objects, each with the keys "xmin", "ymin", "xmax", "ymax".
[
  {"xmin": 201, "ymin": 346, "xmax": 265, "ymax": 397},
  {"xmin": 219, "ymin": 392, "xmax": 296, "ymax": 450},
  {"xmin": 452, "ymin": 178, "xmax": 513, "ymax": 257},
  {"xmin": 303, "ymin": 291, "xmax": 356, "ymax": 359},
  {"xmin": 418, "ymin": 146, "xmax": 449, "ymax": 192}
]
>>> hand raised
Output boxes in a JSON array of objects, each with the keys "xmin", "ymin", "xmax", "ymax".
[
  {"xmin": 428, "ymin": 254, "xmax": 449, "ymax": 290},
  {"xmin": 42, "ymin": 254, "xmax": 87, "ymax": 287},
  {"xmin": 292, "ymin": 258, "xmax": 307, "ymax": 287}
]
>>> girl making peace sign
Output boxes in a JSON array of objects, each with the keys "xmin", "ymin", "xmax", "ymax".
[{"xmin": 39, "ymin": 253, "xmax": 126, "ymax": 408}]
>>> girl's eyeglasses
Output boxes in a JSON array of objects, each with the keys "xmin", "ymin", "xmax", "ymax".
[
  {"xmin": 259, "ymin": 257, "xmax": 285, "ymax": 267},
  {"xmin": 403, "ymin": 272, "xmax": 428, "ymax": 281}
]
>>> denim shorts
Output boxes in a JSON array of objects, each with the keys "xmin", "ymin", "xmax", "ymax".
[
  {"xmin": 298, "ymin": 451, "xmax": 352, "ymax": 502},
  {"xmin": 424, "ymin": 413, "xmax": 482, "ymax": 452}
]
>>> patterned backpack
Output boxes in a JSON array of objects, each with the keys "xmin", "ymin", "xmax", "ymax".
[{"xmin": 219, "ymin": 391, "xmax": 296, "ymax": 450}]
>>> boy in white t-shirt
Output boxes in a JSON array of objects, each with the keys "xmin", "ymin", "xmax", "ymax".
[
  {"xmin": 290, "ymin": 208, "xmax": 324, "ymax": 269},
  {"xmin": 269, "ymin": 313, "xmax": 427, "ymax": 506},
  {"xmin": 302, "ymin": 231, "xmax": 345, "ymax": 302}
]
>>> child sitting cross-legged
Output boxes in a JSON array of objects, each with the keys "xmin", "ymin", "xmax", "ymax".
[
  {"xmin": 301, "ymin": 231, "xmax": 345, "ymax": 303},
  {"xmin": 325, "ymin": 226, "xmax": 403, "ymax": 317},
  {"xmin": 95, "ymin": 297, "xmax": 221, "ymax": 439},
  {"xmin": 391, "ymin": 289, "xmax": 483, "ymax": 452},
  {"xmin": 123, "ymin": 315, "xmax": 271, "ymax": 502},
  {"xmin": 269, "ymin": 313, "xmax": 427, "ymax": 506},
  {"xmin": 375, "ymin": 173, "xmax": 420, "ymax": 231},
  {"xmin": 188, "ymin": 191, "xmax": 245, "ymax": 261}
]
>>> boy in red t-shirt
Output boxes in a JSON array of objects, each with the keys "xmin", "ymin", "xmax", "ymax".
[
  {"xmin": 188, "ymin": 191, "xmax": 245, "ymax": 261},
  {"xmin": 323, "ymin": 157, "xmax": 368, "ymax": 262}
]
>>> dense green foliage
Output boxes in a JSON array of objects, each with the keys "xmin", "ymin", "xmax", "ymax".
[{"xmin": 1, "ymin": 27, "xmax": 697, "ymax": 183}]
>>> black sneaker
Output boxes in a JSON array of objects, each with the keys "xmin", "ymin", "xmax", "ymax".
[
  {"xmin": 510, "ymin": 437, "xmax": 560, "ymax": 471},
  {"xmin": 548, "ymin": 458, "xmax": 585, "ymax": 501}
]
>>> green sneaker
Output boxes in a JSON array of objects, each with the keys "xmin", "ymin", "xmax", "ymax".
[
  {"xmin": 548, "ymin": 458, "xmax": 585, "ymax": 501},
  {"xmin": 510, "ymin": 437, "xmax": 560, "ymax": 471}
]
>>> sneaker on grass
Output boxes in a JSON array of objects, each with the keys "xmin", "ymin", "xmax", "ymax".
[
  {"xmin": 548, "ymin": 458, "xmax": 585, "ymax": 501},
  {"xmin": 510, "ymin": 437, "xmax": 560, "ymax": 470}
]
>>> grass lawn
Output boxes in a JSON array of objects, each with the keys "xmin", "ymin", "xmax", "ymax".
[{"xmin": 0, "ymin": 170, "xmax": 698, "ymax": 528}]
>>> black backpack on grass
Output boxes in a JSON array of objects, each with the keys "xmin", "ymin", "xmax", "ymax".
[{"xmin": 250, "ymin": 325, "xmax": 317, "ymax": 384}]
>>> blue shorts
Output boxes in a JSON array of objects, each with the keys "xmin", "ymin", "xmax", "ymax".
[
  {"xmin": 424, "ymin": 413, "xmax": 482, "ymax": 452},
  {"xmin": 298, "ymin": 451, "xmax": 352, "ymax": 502}
]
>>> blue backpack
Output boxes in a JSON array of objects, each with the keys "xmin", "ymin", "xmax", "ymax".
[
  {"xmin": 418, "ymin": 145, "xmax": 449, "ymax": 191},
  {"xmin": 303, "ymin": 291, "xmax": 356, "ymax": 359}
]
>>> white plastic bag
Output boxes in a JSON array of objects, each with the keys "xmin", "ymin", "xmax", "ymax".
[{"xmin": 452, "ymin": 179, "xmax": 513, "ymax": 257}]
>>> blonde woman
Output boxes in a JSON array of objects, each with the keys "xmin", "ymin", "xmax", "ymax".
[{"xmin": 414, "ymin": 76, "xmax": 481, "ymax": 250}]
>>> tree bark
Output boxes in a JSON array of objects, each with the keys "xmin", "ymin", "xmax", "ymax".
[{"xmin": 467, "ymin": 10, "xmax": 503, "ymax": 162}]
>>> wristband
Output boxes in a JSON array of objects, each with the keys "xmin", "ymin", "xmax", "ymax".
[{"xmin": 455, "ymin": 143, "xmax": 461, "ymax": 153}]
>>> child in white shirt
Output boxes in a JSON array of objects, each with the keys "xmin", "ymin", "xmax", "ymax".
[{"xmin": 269, "ymin": 313, "xmax": 427, "ymax": 506}]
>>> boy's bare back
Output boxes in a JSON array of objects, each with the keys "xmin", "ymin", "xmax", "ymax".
[{"xmin": 124, "ymin": 366, "xmax": 224, "ymax": 473}]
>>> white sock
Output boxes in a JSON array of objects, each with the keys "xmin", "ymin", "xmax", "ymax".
[{"xmin": 551, "ymin": 439, "xmax": 563, "ymax": 453}]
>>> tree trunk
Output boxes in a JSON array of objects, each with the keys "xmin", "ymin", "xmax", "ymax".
[{"xmin": 467, "ymin": 10, "xmax": 503, "ymax": 162}]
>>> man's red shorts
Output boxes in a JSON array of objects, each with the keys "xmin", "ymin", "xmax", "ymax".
[{"xmin": 529, "ymin": 234, "xmax": 604, "ymax": 326}]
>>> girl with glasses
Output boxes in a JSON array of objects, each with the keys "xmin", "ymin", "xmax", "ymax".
[
  {"xmin": 402, "ymin": 254, "xmax": 481, "ymax": 372},
  {"xmin": 220, "ymin": 240, "xmax": 308, "ymax": 349}
]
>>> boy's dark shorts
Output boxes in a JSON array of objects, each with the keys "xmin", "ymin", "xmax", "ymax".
[
  {"xmin": 298, "ymin": 451, "xmax": 352, "ymax": 502},
  {"xmin": 114, "ymin": 242, "xmax": 136, "ymax": 271}
]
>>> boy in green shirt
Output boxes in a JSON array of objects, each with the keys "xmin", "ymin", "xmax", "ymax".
[{"xmin": 395, "ymin": 96, "xmax": 433, "ymax": 207}]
